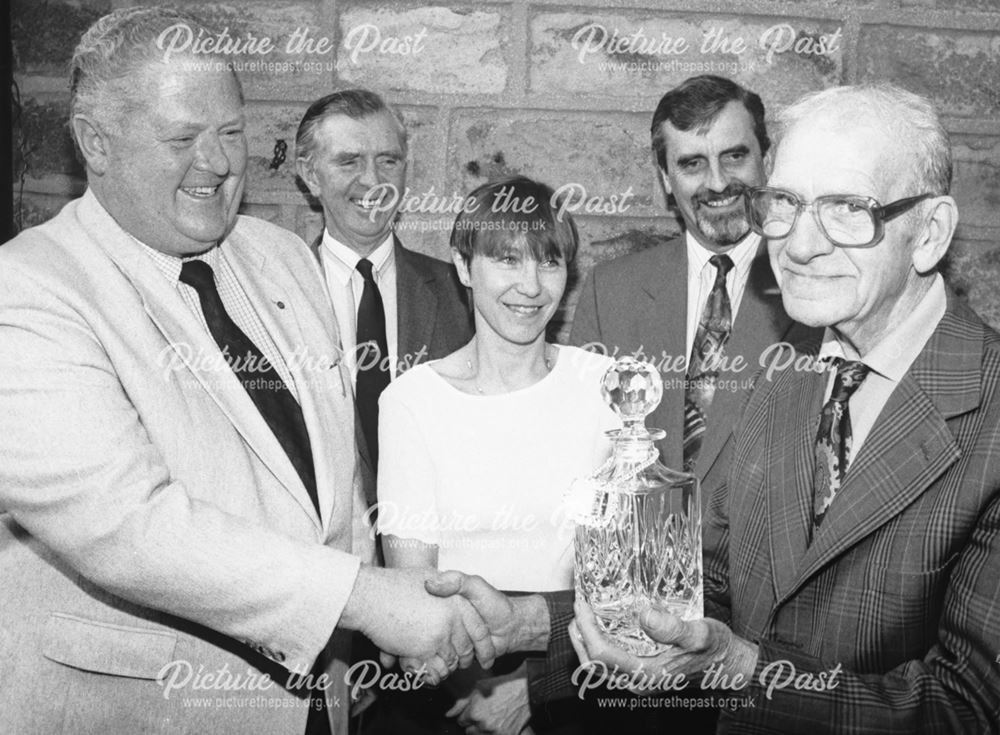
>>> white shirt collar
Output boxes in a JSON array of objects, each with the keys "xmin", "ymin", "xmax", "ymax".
[
  {"xmin": 684, "ymin": 229, "xmax": 760, "ymax": 275},
  {"xmin": 133, "ymin": 237, "xmax": 222, "ymax": 285},
  {"xmin": 321, "ymin": 231, "xmax": 395, "ymax": 286}
]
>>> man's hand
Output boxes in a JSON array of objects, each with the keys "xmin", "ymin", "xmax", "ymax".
[
  {"xmin": 445, "ymin": 665, "xmax": 534, "ymax": 735},
  {"xmin": 570, "ymin": 598, "xmax": 758, "ymax": 693},
  {"xmin": 340, "ymin": 566, "xmax": 496, "ymax": 684},
  {"xmin": 425, "ymin": 570, "xmax": 551, "ymax": 656}
]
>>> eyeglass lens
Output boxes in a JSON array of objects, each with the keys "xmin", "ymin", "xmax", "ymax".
[{"xmin": 751, "ymin": 190, "xmax": 876, "ymax": 246}]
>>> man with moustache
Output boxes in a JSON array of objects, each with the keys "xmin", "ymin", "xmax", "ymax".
[
  {"xmin": 573, "ymin": 73, "xmax": 816, "ymax": 497},
  {"xmin": 0, "ymin": 9, "xmax": 501, "ymax": 734},
  {"xmin": 561, "ymin": 75, "xmax": 814, "ymax": 724},
  {"xmin": 295, "ymin": 90, "xmax": 472, "ymax": 479},
  {"xmin": 572, "ymin": 84, "xmax": 1000, "ymax": 733}
]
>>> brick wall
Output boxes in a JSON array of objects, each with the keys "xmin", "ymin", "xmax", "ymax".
[{"xmin": 11, "ymin": 0, "xmax": 1000, "ymax": 335}]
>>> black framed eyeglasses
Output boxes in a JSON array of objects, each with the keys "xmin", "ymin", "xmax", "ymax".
[{"xmin": 745, "ymin": 186, "xmax": 936, "ymax": 248}]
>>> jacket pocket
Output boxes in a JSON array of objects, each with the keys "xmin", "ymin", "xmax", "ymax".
[{"xmin": 42, "ymin": 612, "xmax": 178, "ymax": 680}]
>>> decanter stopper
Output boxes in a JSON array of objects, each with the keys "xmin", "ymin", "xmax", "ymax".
[{"xmin": 600, "ymin": 356, "xmax": 665, "ymax": 440}]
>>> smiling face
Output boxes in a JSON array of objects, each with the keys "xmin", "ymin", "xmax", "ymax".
[
  {"xmin": 86, "ymin": 60, "xmax": 247, "ymax": 256},
  {"xmin": 767, "ymin": 114, "xmax": 932, "ymax": 353},
  {"xmin": 658, "ymin": 101, "xmax": 765, "ymax": 253},
  {"xmin": 298, "ymin": 110, "xmax": 407, "ymax": 256},
  {"xmin": 454, "ymin": 237, "xmax": 567, "ymax": 349}
]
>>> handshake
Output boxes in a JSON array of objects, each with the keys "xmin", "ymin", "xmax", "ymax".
[{"xmin": 341, "ymin": 566, "xmax": 551, "ymax": 685}]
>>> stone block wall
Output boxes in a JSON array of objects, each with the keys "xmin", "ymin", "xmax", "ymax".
[{"xmin": 11, "ymin": 0, "xmax": 1000, "ymax": 335}]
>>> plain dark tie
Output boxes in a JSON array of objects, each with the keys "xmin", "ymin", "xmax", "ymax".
[
  {"xmin": 355, "ymin": 258, "xmax": 391, "ymax": 474},
  {"xmin": 812, "ymin": 358, "xmax": 871, "ymax": 531},
  {"xmin": 682, "ymin": 254, "xmax": 734, "ymax": 473},
  {"xmin": 178, "ymin": 260, "xmax": 320, "ymax": 515}
]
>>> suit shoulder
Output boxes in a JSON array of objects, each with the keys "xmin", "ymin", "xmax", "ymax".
[
  {"xmin": 0, "ymin": 201, "xmax": 106, "ymax": 295},
  {"xmin": 231, "ymin": 216, "xmax": 319, "ymax": 271},
  {"xmin": 975, "ymin": 319, "xmax": 1000, "ymax": 397},
  {"xmin": 232, "ymin": 215, "xmax": 308, "ymax": 252},
  {"xmin": 397, "ymin": 244, "xmax": 455, "ymax": 277},
  {"xmin": 1, "ymin": 199, "xmax": 84, "ymax": 264},
  {"xmin": 587, "ymin": 238, "xmax": 679, "ymax": 284},
  {"xmin": 981, "ymin": 322, "xmax": 1000, "ymax": 357}
]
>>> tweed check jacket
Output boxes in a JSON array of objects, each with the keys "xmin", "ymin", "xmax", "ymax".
[{"xmin": 708, "ymin": 292, "xmax": 1000, "ymax": 733}]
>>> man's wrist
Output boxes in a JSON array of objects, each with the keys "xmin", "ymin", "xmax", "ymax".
[
  {"xmin": 339, "ymin": 563, "xmax": 376, "ymax": 635},
  {"xmin": 724, "ymin": 634, "xmax": 759, "ymax": 680},
  {"xmin": 510, "ymin": 594, "xmax": 550, "ymax": 652}
]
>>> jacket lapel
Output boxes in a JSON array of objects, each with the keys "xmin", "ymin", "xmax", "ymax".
[
  {"xmin": 310, "ymin": 229, "xmax": 377, "ymax": 486},
  {"xmin": 779, "ymin": 301, "xmax": 982, "ymax": 603},
  {"xmin": 765, "ymin": 361, "xmax": 827, "ymax": 600},
  {"xmin": 82, "ymin": 194, "xmax": 322, "ymax": 525},
  {"xmin": 641, "ymin": 241, "xmax": 687, "ymax": 469},
  {"xmin": 395, "ymin": 238, "xmax": 437, "ymax": 367},
  {"xmin": 699, "ymin": 243, "xmax": 790, "ymax": 479},
  {"xmin": 222, "ymin": 236, "xmax": 327, "ymax": 524}
]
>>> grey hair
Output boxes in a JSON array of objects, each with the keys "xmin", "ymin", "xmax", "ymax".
[
  {"xmin": 69, "ymin": 7, "xmax": 243, "ymax": 145},
  {"xmin": 294, "ymin": 88, "xmax": 408, "ymax": 164},
  {"xmin": 771, "ymin": 83, "xmax": 952, "ymax": 196}
]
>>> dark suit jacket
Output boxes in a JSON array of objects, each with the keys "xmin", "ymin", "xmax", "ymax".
[
  {"xmin": 310, "ymin": 234, "xmax": 473, "ymax": 368},
  {"xmin": 393, "ymin": 239, "xmax": 474, "ymax": 367},
  {"xmin": 710, "ymin": 292, "xmax": 1000, "ymax": 733},
  {"xmin": 570, "ymin": 235, "xmax": 817, "ymax": 491}
]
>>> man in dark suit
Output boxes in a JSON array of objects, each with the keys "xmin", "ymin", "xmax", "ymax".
[
  {"xmin": 573, "ymin": 84, "xmax": 1000, "ymax": 733},
  {"xmin": 295, "ymin": 89, "xmax": 476, "ymax": 733},
  {"xmin": 572, "ymin": 74, "xmax": 816, "ymax": 494},
  {"xmin": 557, "ymin": 75, "xmax": 816, "ymax": 729},
  {"xmin": 295, "ymin": 89, "xmax": 473, "ymax": 477}
]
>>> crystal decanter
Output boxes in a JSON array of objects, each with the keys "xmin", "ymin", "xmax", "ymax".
[{"xmin": 573, "ymin": 356, "xmax": 703, "ymax": 655}]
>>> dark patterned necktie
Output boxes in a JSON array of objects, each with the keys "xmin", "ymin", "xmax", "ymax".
[
  {"xmin": 682, "ymin": 254, "xmax": 734, "ymax": 473},
  {"xmin": 355, "ymin": 258, "xmax": 391, "ymax": 473},
  {"xmin": 812, "ymin": 358, "xmax": 871, "ymax": 529},
  {"xmin": 179, "ymin": 260, "xmax": 319, "ymax": 515}
]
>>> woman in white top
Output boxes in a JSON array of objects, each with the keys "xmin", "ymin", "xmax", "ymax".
[{"xmin": 377, "ymin": 177, "xmax": 616, "ymax": 735}]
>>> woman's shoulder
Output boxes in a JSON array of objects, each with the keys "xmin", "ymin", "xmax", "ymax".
[
  {"xmin": 556, "ymin": 344, "xmax": 615, "ymax": 382},
  {"xmin": 380, "ymin": 361, "xmax": 444, "ymax": 406}
]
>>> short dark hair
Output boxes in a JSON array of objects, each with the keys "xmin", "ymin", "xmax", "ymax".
[
  {"xmin": 650, "ymin": 75, "xmax": 769, "ymax": 172},
  {"xmin": 295, "ymin": 88, "xmax": 407, "ymax": 162},
  {"xmin": 450, "ymin": 177, "xmax": 579, "ymax": 266}
]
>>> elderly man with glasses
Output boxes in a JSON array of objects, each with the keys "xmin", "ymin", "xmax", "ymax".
[{"xmin": 572, "ymin": 83, "xmax": 1000, "ymax": 733}]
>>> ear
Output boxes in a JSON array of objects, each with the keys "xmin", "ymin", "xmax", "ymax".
[
  {"xmin": 295, "ymin": 156, "xmax": 321, "ymax": 198},
  {"xmin": 911, "ymin": 195, "xmax": 958, "ymax": 274},
  {"xmin": 658, "ymin": 167, "xmax": 673, "ymax": 197},
  {"xmin": 451, "ymin": 249, "xmax": 471, "ymax": 288},
  {"xmin": 763, "ymin": 146, "xmax": 776, "ymax": 179},
  {"xmin": 71, "ymin": 114, "xmax": 111, "ymax": 176}
]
